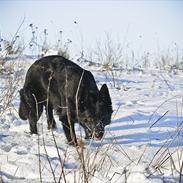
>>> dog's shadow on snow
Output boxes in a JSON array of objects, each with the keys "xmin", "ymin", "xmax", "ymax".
[{"xmin": 90, "ymin": 113, "xmax": 183, "ymax": 148}]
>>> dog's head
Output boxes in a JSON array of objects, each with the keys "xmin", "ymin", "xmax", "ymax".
[{"xmin": 81, "ymin": 84, "xmax": 113, "ymax": 140}]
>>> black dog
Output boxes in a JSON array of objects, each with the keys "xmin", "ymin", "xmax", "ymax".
[{"xmin": 19, "ymin": 55, "xmax": 113, "ymax": 145}]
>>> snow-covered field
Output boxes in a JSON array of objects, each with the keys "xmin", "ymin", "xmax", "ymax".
[{"xmin": 1, "ymin": 56, "xmax": 183, "ymax": 183}]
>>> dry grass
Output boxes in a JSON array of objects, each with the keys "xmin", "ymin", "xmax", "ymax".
[
  {"xmin": 0, "ymin": 28, "xmax": 183, "ymax": 182},
  {"xmin": 1, "ymin": 60, "xmax": 183, "ymax": 182}
]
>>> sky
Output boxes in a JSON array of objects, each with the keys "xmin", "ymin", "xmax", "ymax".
[{"xmin": 0, "ymin": 0, "xmax": 183, "ymax": 58}]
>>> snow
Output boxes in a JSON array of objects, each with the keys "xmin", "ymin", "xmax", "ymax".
[{"xmin": 0, "ymin": 56, "xmax": 183, "ymax": 182}]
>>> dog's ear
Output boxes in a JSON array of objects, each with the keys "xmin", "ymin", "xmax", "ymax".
[
  {"xmin": 98, "ymin": 84, "xmax": 112, "ymax": 106},
  {"xmin": 19, "ymin": 88, "xmax": 29, "ymax": 101},
  {"xmin": 19, "ymin": 86, "xmax": 35, "ymax": 107},
  {"xmin": 23, "ymin": 86, "xmax": 34, "ymax": 100},
  {"xmin": 19, "ymin": 88, "xmax": 27, "ymax": 102}
]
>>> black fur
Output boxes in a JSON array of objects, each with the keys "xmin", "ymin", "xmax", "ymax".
[{"xmin": 19, "ymin": 55, "xmax": 113, "ymax": 145}]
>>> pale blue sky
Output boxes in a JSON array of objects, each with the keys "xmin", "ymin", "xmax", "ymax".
[{"xmin": 0, "ymin": 0, "xmax": 183, "ymax": 57}]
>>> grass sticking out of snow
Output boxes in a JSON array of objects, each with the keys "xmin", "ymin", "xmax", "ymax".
[{"xmin": 0, "ymin": 56, "xmax": 183, "ymax": 182}]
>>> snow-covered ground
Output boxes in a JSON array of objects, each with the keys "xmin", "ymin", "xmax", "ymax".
[{"xmin": 1, "ymin": 56, "xmax": 183, "ymax": 183}]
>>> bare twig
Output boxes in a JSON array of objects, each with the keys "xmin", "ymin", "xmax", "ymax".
[
  {"xmin": 179, "ymin": 160, "xmax": 183, "ymax": 183},
  {"xmin": 148, "ymin": 96, "xmax": 180, "ymax": 124},
  {"xmin": 32, "ymin": 94, "xmax": 42, "ymax": 183},
  {"xmin": 46, "ymin": 72, "xmax": 67, "ymax": 183},
  {"xmin": 41, "ymin": 124, "xmax": 57, "ymax": 183},
  {"xmin": 149, "ymin": 110, "xmax": 169, "ymax": 129}
]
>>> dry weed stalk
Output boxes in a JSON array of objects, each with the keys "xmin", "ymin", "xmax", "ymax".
[
  {"xmin": 148, "ymin": 95, "xmax": 179, "ymax": 124},
  {"xmin": 0, "ymin": 164, "xmax": 3, "ymax": 183},
  {"xmin": 93, "ymin": 33, "xmax": 123, "ymax": 67},
  {"xmin": 33, "ymin": 93, "xmax": 59, "ymax": 183},
  {"xmin": 65, "ymin": 66, "xmax": 88, "ymax": 182},
  {"xmin": 0, "ymin": 61, "xmax": 23, "ymax": 118},
  {"xmin": 36, "ymin": 71, "xmax": 68, "ymax": 183},
  {"xmin": 148, "ymin": 118, "xmax": 183, "ymax": 179},
  {"xmin": 32, "ymin": 94, "xmax": 43, "ymax": 183},
  {"xmin": 149, "ymin": 110, "xmax": 169, "ymax": 129},
  {"xmin": 47, "ymin": 72, "xmax": 67, "ymax": 182},
  {"xmin": 179, "ymin": 160, "xmax": 183, "ymax": 183}
]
